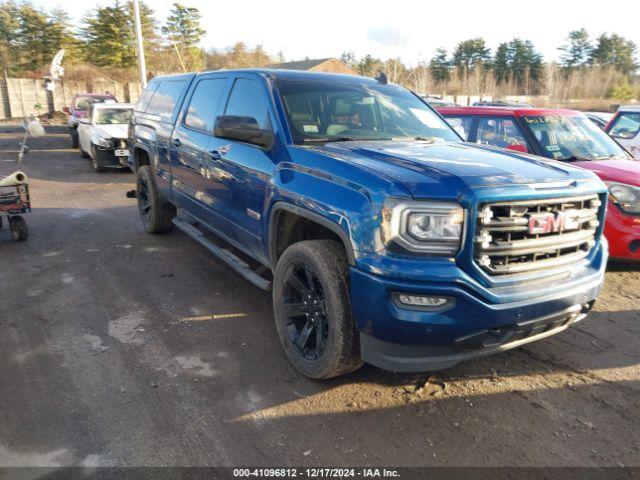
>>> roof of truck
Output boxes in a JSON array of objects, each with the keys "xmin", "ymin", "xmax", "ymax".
[
  {"xmin": 437, "ymin": 106, "xmax": 583, "ymax": 117},
  {"xmin": 617, "ymin": 105, "xmax": 640, "ymax": 112},
  {"xmin": 152, "ymin": 68, "xmax": 378, "ymax": 85}
]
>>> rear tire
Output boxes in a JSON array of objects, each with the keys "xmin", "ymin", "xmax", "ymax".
[
  {"xmin": 273, "ymin": 240, "xmax": 362, "ymax": 379},
  {"xmin": 136, "ymin": 165, "xmax": 175, "ymax": 233},
  {"xmin": 9, "ymin": 216, "xmax": 28, "ymax": 241}
]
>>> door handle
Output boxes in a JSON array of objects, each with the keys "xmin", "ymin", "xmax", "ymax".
[{"xmin": 172, "ymin": 138, "xmax": 182, "ymax": 147}]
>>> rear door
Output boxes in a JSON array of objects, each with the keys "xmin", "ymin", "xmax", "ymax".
[{"xmin": 171, "ymin": 75, "xmax": 229, "ymax": 218}]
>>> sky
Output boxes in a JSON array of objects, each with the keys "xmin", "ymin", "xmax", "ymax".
[{"xmin": 38, "ymin": 0, "xmax": 640, "ymax": 66}]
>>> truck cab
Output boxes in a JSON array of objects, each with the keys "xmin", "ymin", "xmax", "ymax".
[{"xmin": 129, "ymin": 70, "xmax": 608, "ymax": 379}]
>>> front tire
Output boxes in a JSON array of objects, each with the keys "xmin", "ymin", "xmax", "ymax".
[
  {"xmin": 273, "ymin": 240, "xmax": 362, "ymax": 379},
  {"xmin": 136, "ymin": 165, "xmax": 175, "ymax": 233},
  {"xmin": 70, "ymin": 130, "xmax": 79, "ymax": 149},
  {"xmin": 91, "ymin": 145, "xmax": 107, "ymax": 172}
]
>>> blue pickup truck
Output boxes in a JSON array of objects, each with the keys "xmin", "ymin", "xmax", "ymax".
[{"xmin": 128, "ymin": 69, "xmax": 608, "ymax": 379}]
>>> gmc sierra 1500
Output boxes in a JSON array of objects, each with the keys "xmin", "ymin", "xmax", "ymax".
[{"xmin": 128, "ymin": 70, "xmax": 608, "ymax": 379}]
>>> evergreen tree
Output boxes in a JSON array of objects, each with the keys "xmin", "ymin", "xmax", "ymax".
[
  {"xmin": 493, "ymin": 42, "xmax": 510, "ymax": 84},
  {"xmin": 429, "ymin": 48, "xmax": 450, "ymax": 82},
  {"xmin": 162, "ymin": 2, "xmax": 205, "ymax": 70},
  {"xmin": 589, "ymin": 33, "xmax": 638, "ymax": 75},
  {"xmin": 559, "ymin": 28, "xmax": 592, "ymax": 69},
  {"xmin": 451, "ymin": 38, "xmax": 491, "ymax": 72}
]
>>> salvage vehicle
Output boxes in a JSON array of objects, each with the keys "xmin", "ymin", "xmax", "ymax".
[
  {"xmin": 64, "ymin": 93, "xmax": 117, "ymax": 148},
  {"xmin": 129, "ymin": 70, "xmax": 608, "ymax": 379},
  {"xmin": 606, "ymin": 105, "xmax": 640, "ymax": 159},
  {"xmin": 78, "ymin": 103, "xmax": 133, "ymax": 172},
  {"xmin": 439, "ymin": 107, "xmax": 639, "ymax": 260}
]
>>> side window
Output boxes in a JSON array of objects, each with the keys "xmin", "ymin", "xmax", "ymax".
[
  {"xmin": 224, "ymin": 78, "xmax": 272, "ymax": 130},
  {"xmin": 477, "ymin": 117, "xmax": 527, "ymax": 149},
  {"xmin": 146, "ymin": 80, "xmax": 187, "ymax": 120},
  {"xmin": 609, "ymin": 113, "xmax": 640, "ymax": 139},
  {"xmin": 445, "ymin": 116, "xmax": 474, "ymax": 140},
  {"xmin": 184, "ymin": 78, "xmax": 227, "ymax": 132},
  {"xmin": 136, "ymin": 82, "xmax": 159, "ymax": 112}
]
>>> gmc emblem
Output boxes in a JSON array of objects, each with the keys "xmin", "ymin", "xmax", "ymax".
[{"xmin": 528, "ymin": 211, "xmax": 580, "ymax": 234}]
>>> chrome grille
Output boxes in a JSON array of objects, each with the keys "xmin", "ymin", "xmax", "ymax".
[{"xmin": 475, "ymin": 195, "xmax": 601, "ymax": 275}]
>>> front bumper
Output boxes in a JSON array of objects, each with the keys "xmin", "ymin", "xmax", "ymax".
[
  {"xmin": 604, "ymin": 202, "xmax": 640, "ymax": 260},
  {"xmin": 94, "ymin": 146, "xmax": 129, "ymax": 169},
  {"xmin": 350, "ymin": 243, "xmax": 607, "ymax": 372}
]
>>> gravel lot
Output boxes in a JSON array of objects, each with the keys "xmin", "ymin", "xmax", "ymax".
[{"xmin": 0, "ymin": 125, "xmax": 639, "ymax": 468}]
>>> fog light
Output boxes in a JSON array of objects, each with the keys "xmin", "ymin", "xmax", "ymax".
[{"xmin": 395, "ymin": 294, "xmax": 452, "ymax": 310}]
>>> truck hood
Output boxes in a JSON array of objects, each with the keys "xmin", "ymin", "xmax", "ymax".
[
  {"xmin": 571, "ymin": 158, "xmax": 640, "ymax": 186},
  {"xmin": 93, "ymin": 124, "xmax": 128, "ymax": 139},
  {"xmin": 312, "ymin": 140, "xmax": 595, "ymax": 197}
]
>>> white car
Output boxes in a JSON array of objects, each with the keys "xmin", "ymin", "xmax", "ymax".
[
  {"xmin": 77, "ymin": 103, "xmax": 134, "ymax": 172},
  {"xmin": 607, "ymin": 105, "xmax": 640, "ymax": 159}
]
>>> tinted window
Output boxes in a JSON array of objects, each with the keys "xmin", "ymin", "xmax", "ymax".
[
  {"xmin": 136, "ymin": 82, "xmax": 159, "ymax": 112},
  {"xmin": 476, "ymin": 117, "xmax": 527, "ymax": 149},
  {"xmin": 224, "ymin": 78, "xmax": 272, "ymax": 130},
  {"xmin": 94, "ymin": 108, "xmax": 133, "ymax": 125},
  {"xmin": 147, "ymin": 80, "xmax": 187, "ymax": 119},
  {"xmin": 185, "ymin": 78, "xmax": 227, "ymax": 132},
  {"xmin": 75, "ymin": 95, "xmax": 114, "ymax": 110},
  {"xmin": 609, "ymin": 112, "xmax": 640, "ymax": 139},
  {"xmin": 445, "ymin": 116, "xmax": 474, "ymax": 140}
]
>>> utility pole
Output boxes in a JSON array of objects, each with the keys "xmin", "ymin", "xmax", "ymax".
[{"xmin": 133, "ymin": 0, "xmax": 147, "ymax": 87}]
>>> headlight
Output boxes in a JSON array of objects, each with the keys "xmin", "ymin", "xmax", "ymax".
[
  {"xmin": 606, "ymin": 182, "xmax": 640, "ymax": 214},
  {"xmin": 386, "ymin": 201, "xmax": 464, "ymax": 255},
  {"xmin": 94, "ymin": 136, "xmax": 114, "ymax": 148}
]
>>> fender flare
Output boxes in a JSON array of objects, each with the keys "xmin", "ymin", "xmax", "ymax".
[{"xmin": 268, "ymin": 202, "xmax": 356, "ymax": 267}]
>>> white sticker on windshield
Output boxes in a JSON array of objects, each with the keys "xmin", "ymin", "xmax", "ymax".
[
  {"xmin": 546, "ymin": 145, "xmax": 561, "ymax": 152},
  {"xmin": 303, "ymin": 124, "xmax": 319, "ymax": 133}
]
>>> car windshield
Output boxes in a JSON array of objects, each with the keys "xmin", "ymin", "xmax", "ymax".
[
  {"xmin": 275, "ymin": 79, "xmax": 461, "ymax": 144},
  {"xmin": 75, "ymin": 96, "xmax": 114, "ymax": 110},
  {"xmin": 94, "ymin": 108, "xmax": 133, "ymax": 125},
  {"xmin": 522, "ymin": 114, "xmax": 629, "ymax": 161}
]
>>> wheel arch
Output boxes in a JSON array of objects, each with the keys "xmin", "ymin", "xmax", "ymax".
[{"xmin": 268, "ymin": 203, "xmax": 356, "ymax": 268}]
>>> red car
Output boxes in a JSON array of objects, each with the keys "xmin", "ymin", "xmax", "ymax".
[
  {"xmin": 438, "ymin": 106, "xmax": 640, "ymax": 260},
  {"xmin": 63, "ymin": 93, "xmax": 117, "ymax": 149}
]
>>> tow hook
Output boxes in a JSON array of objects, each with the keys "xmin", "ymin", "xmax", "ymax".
[{"xmin": 126, "ymin": 190, "xmax": 137, "ymax": 199}]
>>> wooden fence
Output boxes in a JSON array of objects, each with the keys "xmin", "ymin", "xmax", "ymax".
[{"xmin": 0, "ymin": 77, "xmax": 143, "ymax": 120}]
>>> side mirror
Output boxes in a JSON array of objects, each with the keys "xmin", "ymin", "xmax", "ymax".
[
  {"xmin": 214, "ymin": 115, "xmax": 274, "ymax": 149},
  {"xmin": 62, "ymin": 106, "xmax": 70, "ymax": 114},
  {"xmin": 506, "ymin": 144, "xmax": 529, "ymax": 154}
]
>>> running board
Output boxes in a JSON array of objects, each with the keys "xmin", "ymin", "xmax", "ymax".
[{"xmin": 172, "ymin": 218, "xmax": 272, "ymax": 291}]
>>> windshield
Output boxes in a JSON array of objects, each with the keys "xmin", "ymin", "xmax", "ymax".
[
  {"xmin": 75, "ymin": 96, "xmax": 114, "ymax": 110},
  {"xmin": 522, "ymin": 115, "xmax": 629, "ymax": 161},
  {"xmin": 94, "ymin": 108, "xmax": 133, "ymax": 125},
  {"xmin": 275, "ymin": 79, "xmax": 461, "ymax": 144}
]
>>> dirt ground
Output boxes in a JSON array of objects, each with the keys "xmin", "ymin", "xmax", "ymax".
[{"xmin": 0, "ymin": 125, "xmax": 639, "ymax": 468}]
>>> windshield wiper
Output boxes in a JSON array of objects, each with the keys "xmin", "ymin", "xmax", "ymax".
[
  {"xmin": 560, "ymin": 155, "xmax": 593, "ymax": 162},
  {"xmin": 301, "ymin": 136, "xmax": 357, "ymax": 144}
]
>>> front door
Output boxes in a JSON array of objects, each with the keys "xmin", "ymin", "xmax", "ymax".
[{"xmin": 204, "ymin": 76, "xmax": 277, "ymax": 260}]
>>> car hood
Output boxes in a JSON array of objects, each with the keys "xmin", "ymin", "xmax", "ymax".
[
  {"xmin": 311, "ymin": 140, "xmax": 595, "ymax": 198},
  {"xmin": 93, "ymin": 124, "xmax": 128, "ymax": 139},
  {"xmin": 572, "ymin": 158, "xmax": 640, "ymax": 186}
]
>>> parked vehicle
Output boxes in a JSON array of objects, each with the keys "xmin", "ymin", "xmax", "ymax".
[
  {"xmin": 421, "ymin": 95, "xmax": 455, "ymax": 107},
  {"xmin": 585, "ymin": 111, "xmax": 613, "ymax": 130},
  {"xmin": 129, "ymin": 70, "xmax": 608, "ymax": 379},
  {"xmin": 606, "ymin": 105, "xmax": 640, "ymax": 159},
  {"xmin": 77, "ymin": 103, "xmax": 133, "ymax": 172},
  {"xmin": 438, "ymin": 106, "xmax": 639, "ymax": 260},
  {"xmin": 64, "ymin": 93, "xmax": 117, "ymax": 148},
  {"xmin": 472, "ymin": 100, "xmax": 533, "ymax": 108}
]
